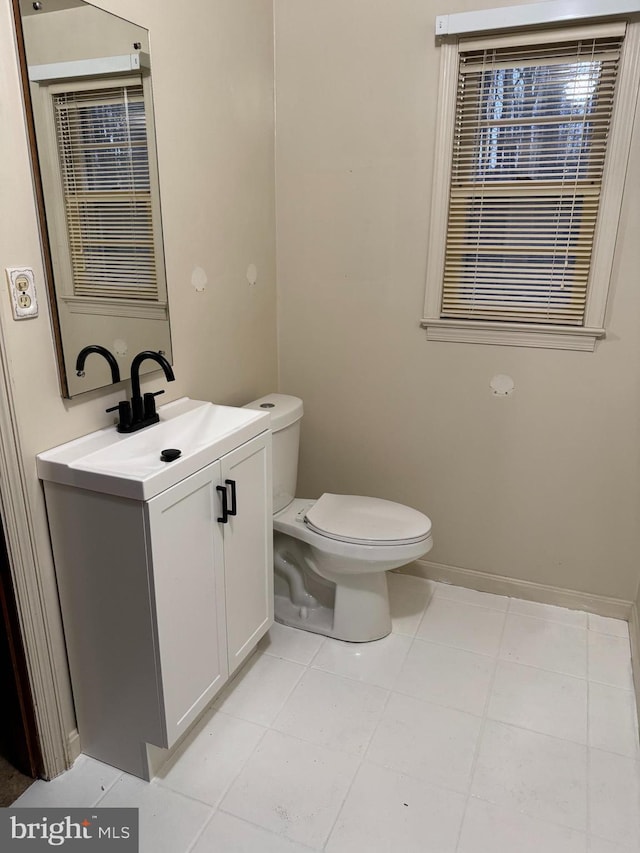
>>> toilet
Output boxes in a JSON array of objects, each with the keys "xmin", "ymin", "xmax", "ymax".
[{"xmin": 244, "ymin": 394, "xmax": 433, "ymax": 642}]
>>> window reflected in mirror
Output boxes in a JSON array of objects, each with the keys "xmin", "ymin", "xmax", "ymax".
[{"xmin": 14, "ymin": 0, "xmax": 172, "ymax": 397}]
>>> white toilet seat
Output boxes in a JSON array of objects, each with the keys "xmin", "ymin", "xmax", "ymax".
[
  {"xmin": 274, "ymin": 497, "xmax": 433, "ymax": 563},
  {"xmin": 304, "ymin": 493, "xmax": 432, "ymax": 546}
]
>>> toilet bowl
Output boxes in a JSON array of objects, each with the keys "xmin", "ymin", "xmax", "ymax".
[{"xmin": 244, "ymin": 394, "xmax": 433, "ymax": 642}]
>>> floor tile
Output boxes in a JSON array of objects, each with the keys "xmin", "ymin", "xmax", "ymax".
[
  {"xmin": 509, "ymin": 598, "xmax": 588, "ymax": 628},
  {"xmin": 258, "ymin": 622, "xmax": 326, "ymax": 665},
  {"xmin": 588, "ymin": 682, "xmax": 640, "ymax": 758},
  {"xmin": 154, "ymin": 711, "xmax": 265, "ymax": 805},
  {"xmin": 458, "ymin": 798, "xmax": 587, "ymax": 853},
  {"xmin": 325, "ymin": 762, "xmax": 466, "ymax": 853},
  {"xmin": 588, "ymin": 748, "xmax": 640, "ymax": 848},
  {"xmin": 16, "ymin": 582, "xmax": 640, "ymax": 853},
  {"xmin": 311, "ymin": 632, "xmax": 411, "ymax": 689},
  {"xmin": 416, "ymin": 597, "xmax": 506, "ymax": 656},
  {"xmin": 213, "ymin": 652, "xmax": 305, "ymax": 725},
  {"xmin": 500, "ymin": 613, "xmax": 587, "ymax": 678},
  {"xmin": 220, "ymin": 729, "xmax": 359, "ymax": 849},
  {"xmin": 191, "ymin": 812, "xmax": 315, "ymax": 853},
  {"xmin": 10, "ymin": 755, "xmax": 121, "ymax": 808},
  {"xmin": 433, "ymin": 582, "xmax": 509, "ymax": 611},
  {"xmin": 488, "ymin": 660, "xmax": 587, "ymax": 743},
  {"xmin": 97, "ymin": 775, "xmax": 211, "ymax": 853},
  {"xmin": 272, "ymin": 668, "xmax": 388, "ymax": 756},
  {"xmin": 471, "ymin": 720, "xmax": 588, "ymax": 831},
  {"xmin": 394, "ymin": 638, "xmax": 495, "ymax": 716},
  {"xmin": 365, "ymin": 691, "xmax": 481, "ymax": 793},
  {"xmin": 588, "ymin": 614, "xmax": 630, "ymax": 639},
  {"xmin": 387, "ymin": 573, "xmax": 434, "ymax": 636},
  {"xmin": 588, "ymin": 633, "xmax": 634, "ymax": 690}
]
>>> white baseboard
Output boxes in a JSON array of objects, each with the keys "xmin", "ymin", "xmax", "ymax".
[
  {"xmin": 630, "ymin": 603, "xmax": 640, "ymax": 734},
  {"xmin": 399, "ymin": 559, "xmax": 633, "ymax": 620}
]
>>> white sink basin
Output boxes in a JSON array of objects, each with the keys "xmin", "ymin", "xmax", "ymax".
[{"xmin": 37, "ymin": 397, "xmax": 269, "ymax": 500}]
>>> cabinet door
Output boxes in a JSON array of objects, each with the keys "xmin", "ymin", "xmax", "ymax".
[
  {"xmin": 221, "ymin": 432, "xmax": 273, "ymax": 674},
  {"xmin": 145, "ymin": 462, "xmax": 227, "ymax": 747}
]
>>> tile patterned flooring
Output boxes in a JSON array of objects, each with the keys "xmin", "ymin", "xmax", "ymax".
[{"xmin": 13, "ymin": 575, "xmax": 640, "ymax": 852}]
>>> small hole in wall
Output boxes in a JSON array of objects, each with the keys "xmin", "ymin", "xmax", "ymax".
[
  {"xmin": 191, "ymin": 267, "xmax": 207, "ymax": 292},
  {"xmin": 490, "ymin": 374, "xmax": 515, "ymax": 396}
]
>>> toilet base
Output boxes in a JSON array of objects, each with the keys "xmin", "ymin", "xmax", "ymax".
[
  {"xmin": 274, "ymin": 570, "xmax": 392, "ymax": 643},
  {"xmin": 274, "ymin": 594, "xmax": 336, "ymax": 639}
]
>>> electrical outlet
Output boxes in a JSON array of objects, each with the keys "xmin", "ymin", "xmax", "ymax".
[{"xmin": 6, "ymin": 267, "xmax": 38, "ymax": 320}]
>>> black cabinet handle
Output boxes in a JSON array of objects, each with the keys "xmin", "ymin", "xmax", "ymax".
[
  {"xmin": 226, "ymin": 479, "xmax": 237, "ymax": 516},
  {"xmin": 216, "ymin": 484, "xmax": 229, "ymax": 523}
]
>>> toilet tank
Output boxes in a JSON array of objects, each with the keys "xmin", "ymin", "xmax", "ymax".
[{"xmin": 244, "ymin": 394, "xmax": 303, "ymax": 513}]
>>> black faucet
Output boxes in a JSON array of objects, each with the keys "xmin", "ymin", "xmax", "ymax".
[
  {"xmin": 75, "ymin": 345, "xmax": 121, "ymax": 384},
  {"xmin": 107, "ymin": 350, "xmax": 175, "ymax": 433}
]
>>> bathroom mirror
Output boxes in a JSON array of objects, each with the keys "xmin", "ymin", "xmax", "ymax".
[{"xmin": 13, "ymin": 0, "xmax": 172, "ymax": 397}]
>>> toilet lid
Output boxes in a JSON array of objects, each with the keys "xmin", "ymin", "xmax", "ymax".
[{"xmin": 304, "ymin": 493, "xmax": 432, "ymax": 546}]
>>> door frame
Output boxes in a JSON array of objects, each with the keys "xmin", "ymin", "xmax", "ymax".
[
  {"xmin": 0, "ymin": 318, "xmax": 71, "ymax": 779},
  {"xmin": 0, "ymin": 511, "xmax": 42, "ymax": 778},
  {"xmin": 1, "ymin": 0, "xmax": 76, "ymax": 780}
]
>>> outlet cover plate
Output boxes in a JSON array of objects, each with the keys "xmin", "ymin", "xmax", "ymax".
[{"xmin": 6, "ymin": 267, "xmax": 38, "ymax": 319}]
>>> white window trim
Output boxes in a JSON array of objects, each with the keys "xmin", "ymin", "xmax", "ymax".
[
  {"xmin": 421, "ymin": 18, "xmax": 640, "ymax": 351},
  {"xmin": 435, "ymin": 0, "xmax": 640, "ymax": 38},
  {"xmin": 28, "ymin": 52, "xmax": 150, "ymax": 83}
]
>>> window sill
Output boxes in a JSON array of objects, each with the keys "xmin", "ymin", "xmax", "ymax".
[{"xmin": 420, "ymin": 318, "xmax": 606, "ymax": 351}]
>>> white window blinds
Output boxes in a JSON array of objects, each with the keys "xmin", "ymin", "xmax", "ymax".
[
  {"xmin": 441, "ymin": 28, "xmax": 624, "ymax": 326},
  {"xmin": 52, "ymin": 82, "xmax": 159, "ymax": 301}
]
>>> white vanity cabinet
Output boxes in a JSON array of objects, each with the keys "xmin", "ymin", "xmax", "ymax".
[
  {"xmin": 38, "ymin": 400, "xmax": 272, "ymax": 780},
  {"xmin": 146, "ymin": 434, "xmax": 273, "ymax": 747}
]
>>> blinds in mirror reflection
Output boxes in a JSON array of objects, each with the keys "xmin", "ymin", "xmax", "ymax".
[{"xmin": 52, "ymin": 82, "xmax": 159, "ymax": 302}]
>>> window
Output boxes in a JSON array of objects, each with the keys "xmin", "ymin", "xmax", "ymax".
[
  {"xmin": 52, "ymin": 82, "xmax": 158, "ymax": 302},
  {"xmin": 33, "ymin": 73, "xmax": 167, "ymax": 320},
  {"xmin": 422, "ymin": 21, "xmax": 640, "ymax": 350}
]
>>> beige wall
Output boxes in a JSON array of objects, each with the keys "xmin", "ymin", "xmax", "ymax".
[
  {"xmin": 274, "ymin": 0, "xmax": 640, "ymax": 601},
  {"xmin": 1, "ymin": 0, "xmax": 276, "ymax": 748}
]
